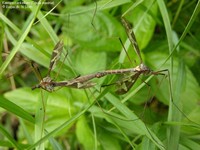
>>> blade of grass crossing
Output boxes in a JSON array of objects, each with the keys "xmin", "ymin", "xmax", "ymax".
[
  {"xmin": 0, "ymin": 1, "xmax": 42, "ymax": 76},
  {"xmin": 0, "ymin": 124, "xmax": 22, "ymax": 149},
  {"xmin": 105, "ymin": 93, "xmax": 165, "ymax": 150},
  {"xmin": 0, "ymin": 13, "xmax": 21, "ymax": 33},
  {"xmin": 35, "ymin": 91, "xmax": 48, "ymax": 150},
  {"xmin": 122, "ymin": 0, "xmax": 144, "ymax": 17},
  {"xmin": 0, "ymin": 12, "xmax": 36, "ymax": 76},
  {"xmin": 19, "ymin": 118, "xmax": 34, "ymax": 144},
  {"xmin": 27, "ymin": 101, "xmax": 95, "ymax": 150},
  {"xmin": 162, "ymin": 0, "xmax": 200, "ymax": 65},
  {"xmin": 157, "ymin": 1, "xmax": 178, "ymax": 149},
  {"xmin": 0, "ymin": 95, "xmax": 34, "ymax": 123},
  {"xmin": 170, "ymin": 60, "xmax": 186, "ymax": 149},
  {"xmin": 91, "ymin": 114, "xmax": 98, "ymax": 150},
  {"xmin": 26, "ymin": 0, "xmax": 60, "ymax": 43}
]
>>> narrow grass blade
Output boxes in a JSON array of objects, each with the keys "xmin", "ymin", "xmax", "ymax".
[
  {"xmin": 105, "ymin": 93, "xmax": 165, "ymax": 150},
  {"xmin": 0, "ymin": 124, "xmax": 22, "ymax": 149},
  {"xmin": 0, "ymin": 4, "xmax": 41, "ymax": 76},
  {"xmin": 35, "ymin": 90, "xmax": 48, "ymax": 150},
  {"xmin": 0, "ymin": 95, "xmax": 34, "ymax": 123},
  {"xmin": 26, "ymin": 101, "xmax": 95, "ymax": 150}
]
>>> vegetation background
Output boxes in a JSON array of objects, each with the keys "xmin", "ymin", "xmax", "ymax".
[{"xmin": 0, "ymin": 0, "xmax": 200, "ymax": 149}]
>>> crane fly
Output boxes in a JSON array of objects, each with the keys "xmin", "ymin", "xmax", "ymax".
[
  {"xmin": 71, "ymin": 17, "xmax": 166, "ymax": 94},
  {"xmin": 65, "ymin": 17, "xmax": 166, "ymax": 94},
  {"xmin": 112, "ymin": 17, "xmax": 167, "ymax": 94},
  {"xmin": 32, "ymin": 40, "xmax": 97, "ymax": 92},
  {"xmin": 82, "ymin": 17, "xmax": 167, "ymax": 94},
  {"xmin": 32, "ymin": 40, "xmax": 64, "ymax": 91},
  {"xmin": 118, "ymin": 17, "xmax": 200, "ymax": 130},
  {"xmin": 32, "ymin": 18, "xmax": 166, "ymax": 93}
]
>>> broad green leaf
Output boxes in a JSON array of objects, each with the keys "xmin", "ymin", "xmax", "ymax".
[
  {"xmin": 62, "ymin": 8, "xmax": 126, "ymax": 51},
  {"xmin": 76, "ymin": 116, "xmax": 96, "ymax": 150},
  {"xmin": 73, "ymin": 50, "xmax": 107, "ymax": 74},
  {"xmin": 4, "ymin": 88, "xmax": 89, "ymax": 132}
]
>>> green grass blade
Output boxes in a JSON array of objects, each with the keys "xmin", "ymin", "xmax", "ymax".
[
  {"xmin": 162, "ymin": 0, "xmax": 200, "ymax": 65},
  {"xmin": 0, "ymin": 124, "xmax": 22, "ymax": 149},
  {"xmin": 34, "ymin": 90, "xmax": 48, "ymax": 150},
  {"xmin": 105, "ymin": 93, "xmax": 165, "ymax": 150},
  {"xmin": 0, "ymin": 3, "xmax": 40, "ymax": 76},
  {"xmin": 157, "ymin": 1, "xmax": 178, "ymax": 149},
  {"xmin": 26, "ymin": 101, "xmax": 95, "ymax": 150},
  {"xmin": 0, "ymin": 95, "xmax": 34, "ymax": 123}
]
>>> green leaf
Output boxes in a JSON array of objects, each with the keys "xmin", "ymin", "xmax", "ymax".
[
  {"xmin": 62, "ymin": 8, "xmax": 126, "ymax": 51},
  {"xmin": 76, "ymin": 116, "xmax": 96, "ymax": 150},
  {"xmin": 98, "ymin": 131, "xmax": 121, "ymax": 150},
  {"xmin": 73, "ymin": 50, "xmax": 107, "ymax": 74}
]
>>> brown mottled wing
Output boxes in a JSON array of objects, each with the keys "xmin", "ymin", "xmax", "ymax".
[
  {"xmin": 52, "ymin": 73, "xmax": 98, "ymax": 89},
  {"xmin": 116, "ymin": 72, "xmax": 140, "ymax": 94},
  {"xmin": 47, "ymin": 40, "xmax": 64, "ymax": 76},
  {"xmin": 121, "ymin": 17, "xmax": 143, "ymax": 64}
]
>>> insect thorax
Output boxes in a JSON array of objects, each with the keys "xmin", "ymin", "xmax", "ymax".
[
  {"xmin": 40, "ymin": 76, "xmax": 54, "ymax": 91},
  {"xmin": 139, "ymin": 63, "xmax": 152, "ymax": 75}
]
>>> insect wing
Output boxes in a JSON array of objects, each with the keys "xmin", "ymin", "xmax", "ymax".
[
  {"xmin": 121, "ymin": 17, "xmax": 143, "ymax": 64},
  {"xmin": 47, "ymin": 40, "xmax": 64, "ymax": 76},
  {"xmin": 116, "ymin": 72, "xmax": 140, "ymax": 94}
]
